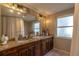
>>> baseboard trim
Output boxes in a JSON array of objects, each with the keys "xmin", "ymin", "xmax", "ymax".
[{"xmin": 53, "ymin": 48, "xmax": 70, "ymax": 55}]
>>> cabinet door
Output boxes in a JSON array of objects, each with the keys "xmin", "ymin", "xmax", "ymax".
[
  {"xmin": 0, "ymin": 52, "xmax": 3, "ymax": 56},
  {"xmin": 35, "ymin": 41, "xmax": 42, "ymax": 56},
  {"xmin": 41, "ymin": 40, "xmax": 47, "ymax": 55},
  {"xmin": 19, "ymin": 49, "xmax": 28, "ymax": 56},
  {"xmin": 50, "ymin": 39, "xmax": 53, "ymax": 49},
  {"xmin": 27, "ymin": 46, "xmax": 35, "ymax": 56},
  {"xmin": 19, "ymin": 45, "xmax": 35, "ymax": 56},
  {"xmin": 46, "ymin": 39, "xmax": 50, "ymax": 52},
  {"xmin": 2, "ymin": 48, "xmax": 18, "ymax": 56},
  {"xmin": 41, "ymin": 37, "xmax": 53, "ymax": 55}
]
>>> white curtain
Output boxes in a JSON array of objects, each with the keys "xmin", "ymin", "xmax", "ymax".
[
  {"xmin": 1, "ymin": 16, "xmax": 25, "ymax": 40},
  {"xmin": 16, "ymin": 18, "xmax": 25, "ymax": 37}
]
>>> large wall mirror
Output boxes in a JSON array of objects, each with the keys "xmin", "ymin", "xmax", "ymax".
[{"xmin": 0, "ymin": 4, "xmax": 41, "ymax": 40}]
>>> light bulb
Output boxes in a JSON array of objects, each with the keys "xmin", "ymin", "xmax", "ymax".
[
  {"xmin": 17, "ymin": 12, "xmax": 21, "ymax": 15},
  {"xmin": 20, "ymin": 9, "xmax": 23, "ymax": 12},
  {"xmin": 12, "ymin": 6, "xmax": 16, "ymax": 9},
  {"xmin": 9, "ymin": 9, "xmax": 14, "ymax": 13}
]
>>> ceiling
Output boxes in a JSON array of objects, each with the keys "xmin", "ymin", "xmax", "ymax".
[
  {"xmin": 20, "ymin": 3, "xmax": 74, "ymax": 16},
  {"xmin": 1, "ymin": 3, "xmax": 74, "ymax": 21}
]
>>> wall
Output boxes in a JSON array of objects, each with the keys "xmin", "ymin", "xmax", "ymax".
[
  {"xmin": 45, "ymin": 14, "xmax": 56, "ymax": 35},
  {"xmin": 45, "ymin": 8, "xmax": 74, "ymax": 54}
]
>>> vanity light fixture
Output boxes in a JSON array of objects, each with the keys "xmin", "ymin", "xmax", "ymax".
[
  {"xmin": 1, "ymin": 3, "xmax": 27, "ymax": 14},
  {"xmin": 37, "ymin": 14, "xmax": 45, "ymax": 20},
  {"xmin": 9, "ymin": 9, "xmax": 14, "ymax": 13},
  {"xmin": 12, "ymin": 6, "xmax": 16, "ymax": 9},
  {"xmin": 17, "ymin": 12, "xmax": 21, "ymax": 15}
]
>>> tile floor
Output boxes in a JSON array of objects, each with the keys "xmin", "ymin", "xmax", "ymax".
[{"xmin": 44, "ymin": 49, "xmax": 69, "ymax": 56}]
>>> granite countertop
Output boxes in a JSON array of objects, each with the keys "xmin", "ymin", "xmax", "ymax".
[{"xmin": 0, "ymin": 36, "xmax": 52, "ymax": 52}]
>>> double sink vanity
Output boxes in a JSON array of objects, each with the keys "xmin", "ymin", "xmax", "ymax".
[{"xmin": 0, "ymin": 36, "xmax": 53, "ymax": 56}]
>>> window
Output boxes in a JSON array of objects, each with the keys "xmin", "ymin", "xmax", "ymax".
[
  {"xmin": 57, "ymin": 15, "xmax": 73, "ymax": 38},
  {"xmin": 33, "ymin": 22, "xmax": 40, "ymax": 35}
]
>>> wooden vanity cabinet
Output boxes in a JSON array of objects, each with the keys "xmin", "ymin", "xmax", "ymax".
[
  {"xmin": 0, "ymin": 36, "xmax": 53, "ymax": 56},
  {"xmin": 34, "ymin": 40, "xmax": 42, "ymax": 56},
  {"xmin": 41, "ymin": 37, "xmax": 53, "ymax": 55},
  {"xmin": 19, "ymin": 46, "xmax": 35, "ymax": 56},
  {"xmin": 18, "ymin": 42, "xmax": 35, "ymax": 56}
]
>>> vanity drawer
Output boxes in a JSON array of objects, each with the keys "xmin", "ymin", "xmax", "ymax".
[
  {"xmin": 18, "ymin": 42, "xmax": 35, "ymax": 50},
  {"xmin": 0, "ymin": 52, "xmax": 3, "ymax": 56},
  {"xmin": 2, "ymin": 47, "xmax": 18, "ymax": 56}
]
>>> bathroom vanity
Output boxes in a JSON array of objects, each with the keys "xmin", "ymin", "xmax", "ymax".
[{"xmin": 0, "ymin": 36, "xmax": 53, "ymax": 56}]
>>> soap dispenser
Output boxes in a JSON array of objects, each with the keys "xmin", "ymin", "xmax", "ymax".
[{"xmin": 1, "ymin": 34, "xmax": 9, "ymax": 45}]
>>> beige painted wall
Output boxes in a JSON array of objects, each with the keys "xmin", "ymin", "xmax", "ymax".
[
  {"xmin": 45, "ymin": 14, "xmax": 56, "ymax": 35},
  {"xmin": 45, "ymin": 8, "xmax": 74, "ymax": 54}
]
